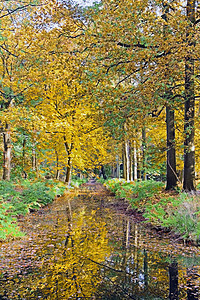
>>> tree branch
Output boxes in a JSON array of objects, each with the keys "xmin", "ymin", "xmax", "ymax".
[
  {"xmin": 0, "ymin": 45, "xmax": 18, "ymax": 57},
  {"xmin": 0, "ymin": 4, "xmax": 40, "ymax": 19}
]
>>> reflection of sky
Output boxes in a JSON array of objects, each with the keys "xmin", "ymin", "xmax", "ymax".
[{"xmin": 74, "ymin": 0, "xmax": 100, "ymax": 7}]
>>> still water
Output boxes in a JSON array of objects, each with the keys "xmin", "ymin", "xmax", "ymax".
[{"xmin": 0, "ymin": 183, "xmax": 200, "ymax": 299}]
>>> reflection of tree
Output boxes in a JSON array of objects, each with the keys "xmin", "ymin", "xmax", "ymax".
[
  {"xmin": 37, "ymin": 210, "xmax": 110, "ymax": 299},
  {"xmin": 144, "ymin": 249, "xmax": 148, "ymax": 288},
  {"xmin": 0, "ymin": 209, "xmax": 110, "ymax": 299},
  {"xmin": 187, "ymin": 267, "xmax": 199, "ymax": 300},
  {"xmin": 126, "ymin": 217, "xmax": 130, "ymax": 248},
  {"xmin": 169, "ymin": 259, "xmax": 179, "ymax": 300},
  {"xmin": 2, "ymin": 197, "xmax": 200, "ymax": 299},
  {"xmin": 95, "ymin": 217, "xmax": 169, "ymax": 299}
]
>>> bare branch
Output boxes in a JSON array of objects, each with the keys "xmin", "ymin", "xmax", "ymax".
[
  {"xmin": 0, "ymin": 45, "xmax": 18, "ymax": 57},
  {"xmin": 0, "ymin": 3, "xmax": 40, "ymax": 19}
]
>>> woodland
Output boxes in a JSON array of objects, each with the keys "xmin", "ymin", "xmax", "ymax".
[
  {"xmin": 2, "ymin": 3, "xmax": 200, "ymax": 298},
  {"xmin": 2, "ymin": 9, "xmax": 200, "ymax": 296},
  {"xmin": 0, "ymin": 0, "xmax": 199, "ymax": 192}
]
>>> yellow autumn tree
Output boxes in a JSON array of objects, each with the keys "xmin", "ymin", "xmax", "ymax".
[
  {"xmin": 0, "ymin": 1, "xmax": 38, "ymax": 180},
  {"xmin": 11, "ymin": 0, "xmax": 114, "ymax": 181},
  {"xmin": 82, "ymin": 0, "xmax": 200, "ymax": 187}
]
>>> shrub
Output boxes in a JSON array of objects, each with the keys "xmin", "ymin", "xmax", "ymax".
[
  {"xmin": 105, "ymin": 178, "xmax": 200, "ymax": 242},
  {"xmin": 0, "ymin": 179, "xmax": 66, "ymax": 240},
  {"xmin": 104, "ymin": 179, "xmax": 164, "ymax": 209},
  {"xmin": 0, "ymin": 198, "xmax": 25, "ymax": 240}
]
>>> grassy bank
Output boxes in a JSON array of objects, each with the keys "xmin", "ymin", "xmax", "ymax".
[
  {"xmin": 0, "ymin": 179, "xmax": 66, "ymax": 240},
  {"xmin": 103, "ymin": 178, "xmax": 200, "ymax": 243}
]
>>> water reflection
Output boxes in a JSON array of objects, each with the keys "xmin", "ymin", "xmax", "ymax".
[
  {"xmin": 0, "ymin": 190, "xmax": 200, "ymax": 299},
  {"xmin": 0, "ymin": 206, "xmax": 110, "ymax": 299},
  {"xmin": 187, "ymin": 267, "xmax": 199, "ymax": 300},
  {"xmin": 169, "ymin": 259, "xmax": 178, "ymax": 299}
]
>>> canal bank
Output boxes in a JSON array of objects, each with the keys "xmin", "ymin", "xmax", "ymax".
[{"xmin": 0, "ymin": 181, "xmax": 199, "ymax": 299}]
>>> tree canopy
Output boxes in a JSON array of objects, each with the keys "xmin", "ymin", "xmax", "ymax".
[{"xmin": 0, "ymin": 0, "xmax": 200, "ymax": 190}]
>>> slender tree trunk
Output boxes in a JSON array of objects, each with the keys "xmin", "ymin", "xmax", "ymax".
[
  {"xmin": 3, "ymin": 123, "xmax": 11, "ymax": 180},
  {"xmin": 137, "ymin": 143, "xmax": 141, "ymax": 180},
  {"xmin": 22, "ymin": 138, "xmax": 26, "ymax": 169},
  {"xmin": 142, "ymin": 127, "xmax": 147, "ymax": 181},
  {"xmin": 125, "ymin": 139, "xmax": 130, "ymax": 182},
  {"xmin": 130, "ymin": 147, "xmax": 133, "ymax": 181},
  {"xmin": 133, "ymin": 140, "xmax": 137, "ymax": 180},
  {"xmin": 123, "ymin": 139, "xmax": 130, "ymax": 181},
  {"xmin": 183, "ymin": 0, "xmax": 196, "ymax": 191},
  {"xmin": 166, "ymin": 107, "xmax": 177, "ymax": 190},
  {"xmin": 124, "ymin": 141, "xmax": 128, "ymax": 180},
  {"xmin": 64, "ymin": 136, "xmax": 73, "ymax": 185},
  {"xmin": 22, "ymin": 137, "xmax": 27, "ymax": 178},
  {"xmin": 65, "ymin": 158, "xmax": 71, "ymax": 184},
  {"xmin": 32, "ymin": 146, "xmax": 37, "ymax": 172},
  {"xmin": 123, "ymin": 123, "xmax": 131, "ymax": 182},
  {"xmin": 100, "ymin": 165, "xmax": 107, "ymax": 179},
  {"xmin": 162, "ymin": 3, "xmax": 177, "ymax": 190},
  {"xmin": 122, "ymin": 148, "xmax": 125, "ymax": 179},
  {"xmin": 55, "ymin": 150, "xmax": 60, "ymax": 180},
  {"xmin": 116, "ymin": 155, "xmax": 120, "ymax": 179}
]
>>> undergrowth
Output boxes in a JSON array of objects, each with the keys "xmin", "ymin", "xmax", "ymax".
[
  {"xmin": 104, "ymin": 178, "xmax": 200, "ymax": 243},
  {"xmin": 0, "ymin": 179, "xmax": 66, "ymax": 240}
]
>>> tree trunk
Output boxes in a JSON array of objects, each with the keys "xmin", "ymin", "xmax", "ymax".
[
  {"xmin": 124, "ymin": 139, "xmax": 130, "ymax": 182},
  {"xmin": 3, "ymin": 123, "xmax": 11, "ymax": 180},
  {"xmin": 64, "ymin": 137, "xmax": 73, "ymax": 185},
  {"xmin": 133, "ymin": 140, "xmax": 137, "ymax": 180},
  {"xmin": 142, "ymin": 127, "xmax": 147, "ymax": 181},
  {"xmin": 55, "ymin": 150, "xmax": 60, "ymax": 180},
  {"xmin": 65, "ymin": 160, "xmax": 71, "ymax": 184},
  {"xmin": 22, "ymin": 138, "xmax": 26, "ymax": 169},
  {"xmin": 183, "ymin": 0, "xmax": 196, "ymax": 191},
  {"xmin": 162, "ymin": 3, "xmax": 177, "ymax": 190},
  {"xmin": 116, "ymin": 155, "xmax": 120, "ymax": 179},
  {"xmin": 32, "ymin": 146, "xmax": 37, "ymax": 172},
  {"xmin": 100, "ymin": 165, "xmax": 107, "ymax": 180},
  {"xmin": 123, "ymin": 139, "xmax": 131, "ymax": 181},
  {"xmin": 22, "ymin": 137, "xmax": 27, "ymax": 178},
  {"xmin": 137, "ymin": 143, "xmax": 141, "ymax": 180},
  {"xmin": 166, "ymin": 107, "xmax": 177, "ymax": 190},
  {"xmin": 130, "ymin": 147, "xmax": 133, "ymax": 181}
]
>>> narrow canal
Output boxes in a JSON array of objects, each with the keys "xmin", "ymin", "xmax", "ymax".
[{"xmin": 0, "ymin": 181, "xmax": 200, "ymax": 299}]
